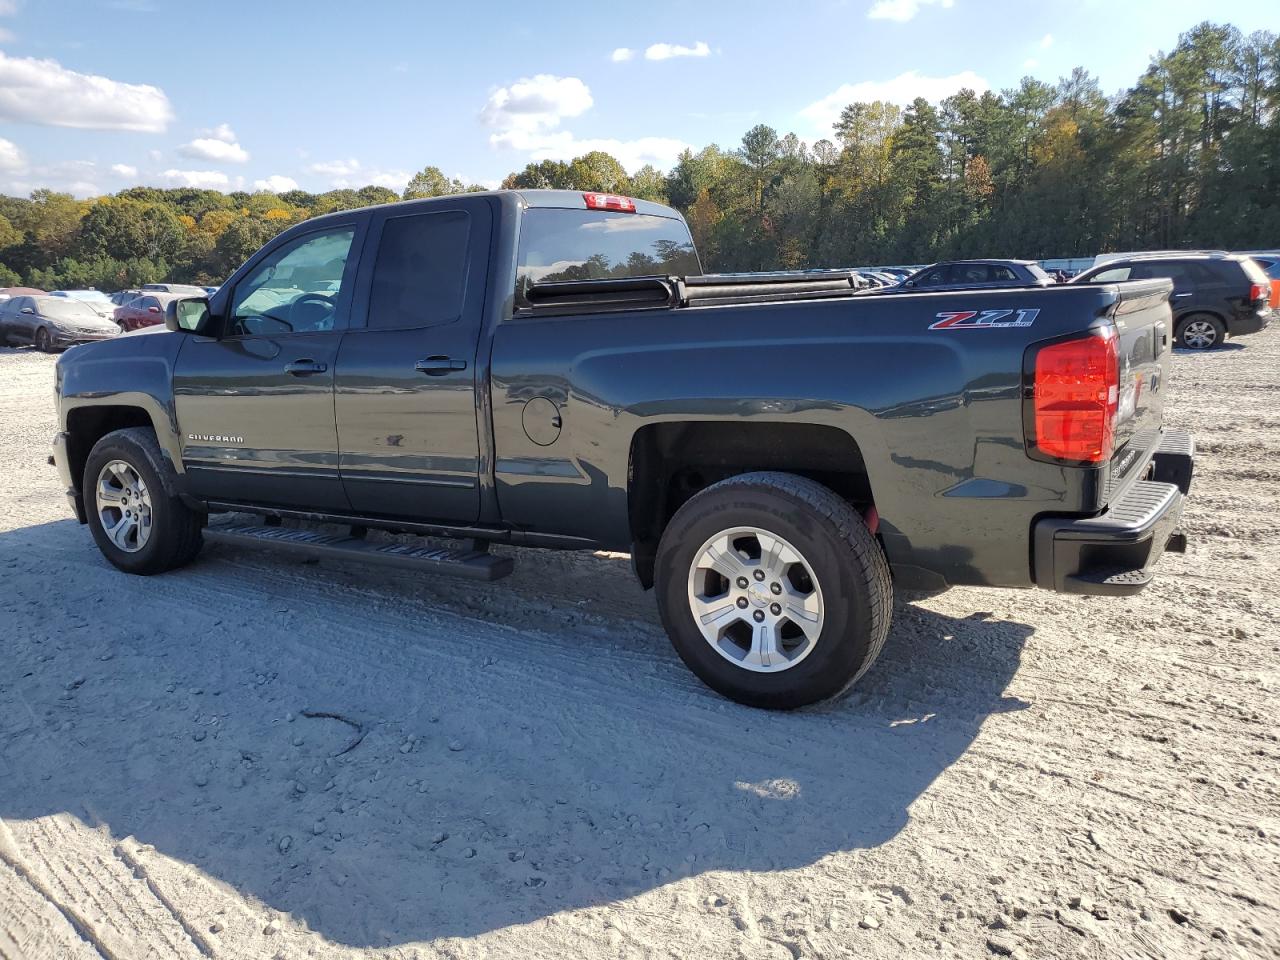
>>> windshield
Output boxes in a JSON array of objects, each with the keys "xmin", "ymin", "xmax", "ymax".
[
  {"xmin": 41, "ymin": 299, "xmax": 105, "ymax": 321},
  {"xmin": 515, "ymin": 209, "xmax": 700, "ymax": 308}
]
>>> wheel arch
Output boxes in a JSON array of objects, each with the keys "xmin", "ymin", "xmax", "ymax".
[
  {"xmin": 626, "ymin": 421, "xmax": 877, "ymax": 588},
  {"xmin": 64, "ymin": 403, "xmax": 176, "ymax": 510},
  {"xmin": 1174, "ymin": 307, "xmax": 1227, "ymax": 326}
]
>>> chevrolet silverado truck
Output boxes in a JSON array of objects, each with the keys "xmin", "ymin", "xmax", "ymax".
[{"xmin": 52, "ymin": 190, "xmax": 1194, "ymax": 709}]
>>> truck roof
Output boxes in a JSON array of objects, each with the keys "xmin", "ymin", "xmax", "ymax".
[
  {"xmin": 303, "ymin": 189, "xmax": 685, "ymax": 227},
  {"xmin": 514, "ymin": 189, "xmax": 683, "ymax": 219}
]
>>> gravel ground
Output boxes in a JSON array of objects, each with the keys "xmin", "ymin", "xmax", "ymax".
[{"xmin": 0, "ymin": 327, "xmax": 1276, "ymax": 960}]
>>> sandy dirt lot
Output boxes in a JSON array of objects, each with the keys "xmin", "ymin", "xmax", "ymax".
[{"xmin": 0, "ymin": 327, "xmax": 1277, "ymax": 960}]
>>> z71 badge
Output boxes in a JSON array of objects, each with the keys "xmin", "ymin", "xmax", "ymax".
[{"xmin": 929, "ymin": 308, "xmax": 1040, "ymax": 330}]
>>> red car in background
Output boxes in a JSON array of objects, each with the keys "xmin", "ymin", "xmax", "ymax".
[{"xmin": 113, "ymin": 293, "xmax": 175, "ymax": 331}]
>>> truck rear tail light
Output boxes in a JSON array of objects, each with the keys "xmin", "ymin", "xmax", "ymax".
[
  {"xmin": 583, "ymin": 193, "xmax": 636, "ymax": 212},
  {"xmin": 1027, "ymin": 328, "xmax": 1119, "ymax": 464},
  {"xmin": 1249, "ymin": 282, "xmax": 1267, "ymax": 303}
]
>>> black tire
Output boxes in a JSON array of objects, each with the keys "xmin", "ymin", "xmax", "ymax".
[
  {"xmin": 35, "ymin": 327, "xmax": 53, "ymax": 353},
  {"xmin": 655, "ymin": 471, "xmax": 892, "ymax": 709},
  {"xmin": 84, "ymin": 427, "xmax": 205, "ymax": 575},
  {"xmin": 1175, "ymin": 313, "xmax": 1226, "ymax": 350}
]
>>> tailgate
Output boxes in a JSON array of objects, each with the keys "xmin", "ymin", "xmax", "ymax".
[{"xmin": 1105, "ymin": 279, "xmax": 1174, "ymax": 498}]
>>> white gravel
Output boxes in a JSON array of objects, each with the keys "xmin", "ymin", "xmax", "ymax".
[{"xmin": 0, "ymin": 328, "xmax": 1276, "ymax": 960}]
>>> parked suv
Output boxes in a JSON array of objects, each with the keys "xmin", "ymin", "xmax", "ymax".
[
  {"xmin": 893, "ymin": 259, "xmax": 1055, "ymax": 293},
  {"xmin": 1073, "ymin": 254, "xmax": 1270, "ymax": 350}
]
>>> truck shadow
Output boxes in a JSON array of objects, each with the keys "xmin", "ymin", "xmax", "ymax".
[{"xmin": 0, "ymin": 518, "xmax": 1033, "ymax": 948}]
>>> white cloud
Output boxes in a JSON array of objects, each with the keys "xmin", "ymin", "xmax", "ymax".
[
  {"xmin": 2, "ymin": 158, "xmax": 102, "ymax": 197},
  {"xmin": 0, "ymin": 136, "xmax": 23, "ymax": 171},
  {"xmin": 611, "ymin": 47, "xmax": 634, "ymax": 62},
  {"xmin": 482, "ymin": 74, "xmax": 690, "ymax": 172},
  {"xmin": 1040, "ymin": 33, "xmax": 1054, "ymax": 49},
  {"xmin": 307, "ymin": 158, "xmax": 361, "ymax": 177},
  {"xmin": 304, "ymin": 158, "xmax": 410, "ymax": 191},
  {"xmin": 800, "ymin": 69, "xmax": 989, "ymax": 130},
  {"xmin": 481, "ymin": 74, "xmax": 593, "ymax": 149},
  {"xmin": 867, "ymin": 0, "xmax": 953, "ymax": 22},
  {"xmin": 199, "ymin": 122, "xmax": 237, "ymax": 142},
  {"xmin": 366, "ymin": 170, "xmax": 410, "ymax": 190},
  {"xmin": 516, "ymin": 132, "xmax": 693, "ymax": 173},
  {"xmin": 0, "ymin": 50, "xmax": 172, "ymax": 131},
  {"xmin": 0, "ymin": 27, "xmax": 15, "ymax": 43},
  {"xmin": 180, "ymin": 137, "xmax": 249, "ymax": 163},
  {"xmin": 644, "ymin": 40, "xmax": 710, "ymax": 61},
  {"xmin": 110, "ymin": 163, "xmax": 137, "ymax": 178},
  {"xmin": 1023, "ymin": 58, "xmax": 1038, "ymax": 70},
  {"xmin": 180, "ymin": 122, "xmax": 248, "ymax": 163},
  {"xmin": 158, "ymin": 169, "xmax": 230, "ymax": 189},
  {"xmin": 253, "ymin": 174, "xmax": 299, "ymax": 192}
]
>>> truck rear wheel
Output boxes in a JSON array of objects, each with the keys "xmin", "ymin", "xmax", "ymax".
[
  {"xmin": 655, "ymin": 471, "xmax": 892, "ymax": 709},
  {"xmin": 84, "ymin": 427, "xmax": 205, "ymax": 575}
]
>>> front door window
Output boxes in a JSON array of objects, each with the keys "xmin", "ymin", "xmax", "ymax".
[{"xmin": 229, "ymin": 228, "xmax": 355, "ymax": 336}]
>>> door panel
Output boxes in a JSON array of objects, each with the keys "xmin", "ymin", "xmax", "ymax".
[
  {"xmin": 336, "ymin": 201, "xmax": 491, "ymax": 521},
  {"xmin": 174, "ymin": 332, "xmax": 349, "ymax": 509},
  {"xmin": 173, "ymin": 220, "xmax": 364, "ymax": 511}
]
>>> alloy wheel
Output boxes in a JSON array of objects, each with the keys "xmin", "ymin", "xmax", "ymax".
[
  {"xmin": 95, "ymin": 459, "xmax": 154, "ymax": 553},
  {"xmin": 686, "ymin": 526, "xmax": 825, "ymax": 673},
  {"xmin": 1182, "ymin": 319, "xmax": 1219, "ymax": 349}
]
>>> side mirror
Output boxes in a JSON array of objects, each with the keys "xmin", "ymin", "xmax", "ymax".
[
  {"xmin": 21, "ymin": 307, "xmax": 34, "ymax": 314},
  {"xmin": 165, "ymin": 297, "xmax": 212, "ymax": 334},
  {"xmin": 148, "ymin": 305, "xmax": 161, "ymax": 314},
  {"xmin": 904, "ymin": 280, "xmax": 916, "ymax": 288}
]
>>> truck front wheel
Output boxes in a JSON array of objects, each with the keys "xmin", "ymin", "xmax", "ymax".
[
  {"xmin": 84, "ymin": 427, "xmax": 205, "ymax": 575},
  {"xmin": 655, "ymin": 471, "xmax": 892, "ymax": 709}
]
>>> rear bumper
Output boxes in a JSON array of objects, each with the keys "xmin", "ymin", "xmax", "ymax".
[
  {"xmin": 1033, "ymin": 431, "xmax": 1193, "ymax": 596},
  {"xmin": 1227, "ymin": 309, "xmax": 1269, "ymax": 337}
]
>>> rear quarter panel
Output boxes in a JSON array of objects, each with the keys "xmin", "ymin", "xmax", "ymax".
[{"xmin": 490, "ymin": 284, "xmax": 1153, "ymax": 588}]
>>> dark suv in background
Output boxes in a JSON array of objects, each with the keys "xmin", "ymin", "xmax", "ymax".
[
  {"xmin": 894, "ymin": 259, "xmax": 1056, "ymax": 292},
  {"xmin": 1073, "ymin": 253, "xmax": 1270, "ymax": 350}
]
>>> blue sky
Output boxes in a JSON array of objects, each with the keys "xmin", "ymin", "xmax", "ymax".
[{"xmin": 0, "ymin": 0, "xmax": 1273, "ymax": 197}]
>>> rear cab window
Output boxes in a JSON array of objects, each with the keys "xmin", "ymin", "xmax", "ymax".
[
  {"xmin": 368, "ymin": 211, "xmax": 470, "ymax": 330},
  {"xmin": 515, "ymin": 208, "xmax": 700, "ymax": 309}
]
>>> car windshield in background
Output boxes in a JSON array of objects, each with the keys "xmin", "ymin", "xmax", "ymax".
[
  {"xmin": 515, "ymin": 209, "xmax": 701, "ymax": 307},
  {"xmin": 41, "ymin": 299, "xmax": 105, "ymax": 321}
]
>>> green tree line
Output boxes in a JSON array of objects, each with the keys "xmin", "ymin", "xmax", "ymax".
[{"xmin": 1, "ymin": 20, "xmax": 1275, "ymax": 290}]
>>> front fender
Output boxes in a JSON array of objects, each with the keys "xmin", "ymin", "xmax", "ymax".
[{"xmin": 57, "ymin": 331, "xmax": 187, "ymax": 474}]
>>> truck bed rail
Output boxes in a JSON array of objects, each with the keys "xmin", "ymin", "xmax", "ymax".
[{"xmin": 522, "ymin": 271, "xmax": 869, "ymax": 316}]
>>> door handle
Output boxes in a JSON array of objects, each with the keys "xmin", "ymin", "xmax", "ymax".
[
  {"xmin": 284, "ymin": 359, "xmax": 328, "ymax": 375},
  {"xmin": 415, "ymin": 357, "xmax": 467, "ymax": 375}
]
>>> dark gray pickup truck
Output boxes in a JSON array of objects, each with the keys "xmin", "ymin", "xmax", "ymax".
[{"xmin": 52, "ymin": 190, "xmax": 1194, "ymax": 708}]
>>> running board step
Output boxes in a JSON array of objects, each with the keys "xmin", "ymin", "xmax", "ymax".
[
  {"xmin": 1062, "ymin": 566, "xmax": 1153, "ymax": 596},
  {"xmin": 203, "ymin": 523, "xmax": 514, "ymax": 581}
]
